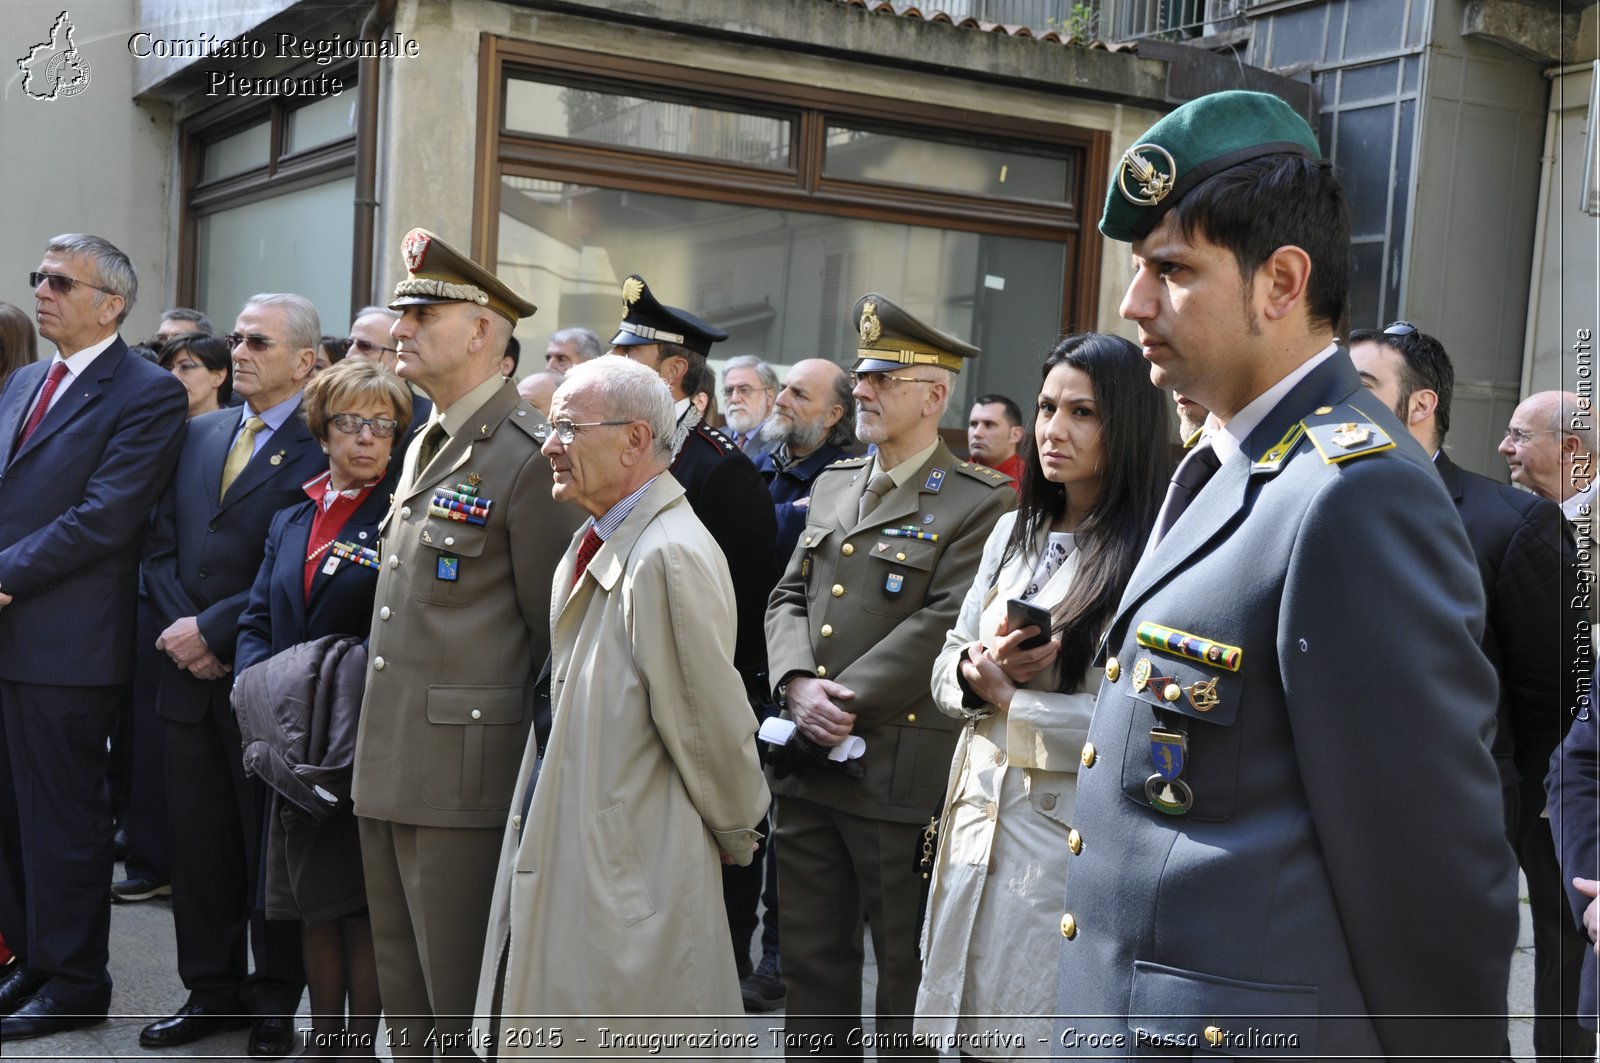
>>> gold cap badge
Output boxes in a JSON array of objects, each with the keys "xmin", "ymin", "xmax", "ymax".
[{"xmin": 1116, "ymin": 143, "xmax": 1177, "ymax": 207}]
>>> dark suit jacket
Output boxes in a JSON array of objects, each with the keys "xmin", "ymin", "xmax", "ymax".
[
  {"xmin": 1436, "ymin": 450, "xmax": 1585, "ymax": 789},
  {"xmin": 758, "ymin": 442, "xmax": 848, "ymax": 570},
  {"xmin": 1548, "ymin": 694, "xmax": 1600, "ymax": 1030},
  {"xmin": 0, "ymin": 338, "xmax": 187, "ymax": 686},
  {"xmin": 670, "ymin": 420, "xmax": 779, "ymax": 681},
  {"xmin": 144, "ymin": 401, "xmax": 327, "ymax": 721},
  {"xmin": 235, "ymin": 484, "xmax": 391, "ymax": 675}
]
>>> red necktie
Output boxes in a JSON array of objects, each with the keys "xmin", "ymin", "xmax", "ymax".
[
  {"xmin": 16, "ymin": 362, "xmax": 68, "ymax": 449},
  {"xmin": 572, "ymin": 526, "xmax": 603, "ymax": 586}
]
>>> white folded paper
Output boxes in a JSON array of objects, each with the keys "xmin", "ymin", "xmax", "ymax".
[{"xmin": 758, "ymin": 716, "xmax": 865, "ymax": 761}]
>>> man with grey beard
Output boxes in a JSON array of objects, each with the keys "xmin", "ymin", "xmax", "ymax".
[{"xmin": 757, "ymin": 358, "xmax": 857, "ymax": 566}]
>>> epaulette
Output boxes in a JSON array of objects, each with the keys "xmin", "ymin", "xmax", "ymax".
[
  {"xmin": 826, "ymin": 455, "xmax": 870, "ymax": 470},
  {"xmin": 1302, "ymin": 402, "xmax": 1395, "ymax": 465},
  {"xmin": 954, "ymin": 460, "xmax": 1013, "ymax": 488},
  {"xmin": 506, "ymin": 405, "xmax": 545, "ymax": 442},
  {"xmin": 692, "ymin": 422, "xmax": 740, "ymax": 457}
]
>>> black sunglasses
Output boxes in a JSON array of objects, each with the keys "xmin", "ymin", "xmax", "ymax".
[
  {"xmin": 29, "ymin": 271, "xmax": 115, "ymax": 297},
  {"xmin": 224, "ymin": 332, "xmax": 280, "ymax": 353}
]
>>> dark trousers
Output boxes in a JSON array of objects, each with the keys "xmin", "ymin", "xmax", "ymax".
[
  {"xmin": 123, "ymin": 597, "xmax": 169, "ymax": 883},
  {"xmin": 0, "ymin": 679, "xmax": 119, "ymax": 1010},
  {"xmin": 723, "ymin": 803, "xmax": 779, "ymax": 974},
  {"xmin": 164, "ymin": 700, "xmax": 303, "ymax": 1014},
  {"xmin": 775, "ymin": 796, "xmax": 933, "ymax": 1061},
  {"xmin": 1513, "ymin": 778, "xmax": 1596, "ymax": 1062}
]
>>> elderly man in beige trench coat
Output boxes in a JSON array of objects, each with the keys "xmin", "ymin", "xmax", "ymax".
[{"xmin": 473, "ymin": 355, "xmax": 768, "ymax": 1058}]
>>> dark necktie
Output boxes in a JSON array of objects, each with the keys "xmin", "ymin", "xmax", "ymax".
[
  {"xmin": 1152, "ymin": 439, "xmax": 1221, "ymax": 546},
  {"xmin": 16, "ymin": 362, "xmax": 68, "ymax": 450},
  {"xmin": 572, "ymin": 526, "xmax": 603, "ymax": 586},
  {"xmin": 857, "ymin": 471, "xmax": 895, "ymax": 523},
  {"xmin": 414, "ymin": 421, "xmax": 446, "ymax": 473}
]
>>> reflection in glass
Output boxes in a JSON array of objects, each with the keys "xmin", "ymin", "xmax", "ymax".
[
  {"xmin": 201, "ymin": 121, "xmax": 272, "ymax": 183},
  {"xmin": 497, "ymin": 177, "xmax": 1066, "ymax": 429},
  {"xmin": 284, "ymin": 92, "xmax": 358, "ymax": 156},
  {"xmin": 505, "ymin": 79, "xmax": 790, "ymax": 168},
  {"xmin": 823, "ymin": 126, "xmax": 1071, "ymax": 204}
]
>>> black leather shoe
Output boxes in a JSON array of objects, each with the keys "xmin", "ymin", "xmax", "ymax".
[
  {"xmin": 110, "ymin": 876, "xmax": 172, "ymax": 902},
  {"xmin": 0, "ymin": 993, "xmax": 106, "ymax": 1039},
  {"xmin": 139, "ymin": 1002, "xmax": 251, "ymax": 1047},
  {"xmin": 0, "ymin": 966, "xmax": 47, "ymax": 1015},
  {"xmin": 248, "ymin": 1015, "xmax": 296, "ymax": 1058}
]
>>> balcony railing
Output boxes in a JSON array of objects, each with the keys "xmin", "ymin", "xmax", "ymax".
[{"xmin": 904, "ymin": 0, "xmax": 1248, "ymax": 42}]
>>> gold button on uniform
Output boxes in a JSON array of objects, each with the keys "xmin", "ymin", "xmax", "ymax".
[
  {"xmin": 906, "ymin": 713, "xmax": 917, "ymax": 723},
  {"xmin": 379, "ymin": 606, "xmax": 391, "ymax": 620},
  {"xmin": 895, "ymin": 551, "xmax": 906, "ymax": 561},
  {"xmin": 1314, "ymin": 405, "xmax": 1333, "ymax": 415},
  {"xmin": 1105, "ymin": 656, "xmax": 1120, "ymax": 682},
  {"xmin": 470, "ymin": 709, "xmax": 482, "ymax": 720},
  {"xmin": 387, "ymin": 555, "xmax": 400, "ymax": 568},
  {"xmin": 1067, "ymin": 828, "xmax": 1082, "ymax": 854},
  {"xmin": 831, "ymin": 584, "xmax": 844, "ymax": 597},
  {"xmin": 816, "ymin": 666, "xmax": 828, "ymax": 678},
  {"xmin": 821, "ymin": 624, "xmax": 833, "ymax": 637},
  {"xmin": 1081, "ymin": 743, "xmax": 1096, "ymax": 767},
  {"xmin": 1060, "ymin": 913, "xmax": 1077, "ymax": 939},
  {"xmin": 400, "ymin": 506, "xmax": 411, "ymax": 519},
  {"xmin": 1163, "ymin": 683, "xmax": 1181, "ymax": 702},
  {"xmin": 841, "ymin": 543, "xmax": 854, "ymax": 556},
  {"xmin": 444, "ymin": 536, "xmax": 455, "ymax": 547},
  {"xmin": 373, "ymin": 656, "xmax": 386, "ymax": 670}
]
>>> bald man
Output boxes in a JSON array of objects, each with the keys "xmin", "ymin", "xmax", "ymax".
[
  {"xmin": 1501, "ymin": 390, "xmax": 1596, "ymax": 521},
  {"xmin": 516, "ymin": 370, "xmax": 560, "ymax": 418}
]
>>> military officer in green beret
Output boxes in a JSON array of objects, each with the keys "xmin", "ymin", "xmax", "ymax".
[
  {"xmin": 765, "ymin": 294, "xmax": 1014, "ymax": 1059},
  {"xmin": 1053, "ymin": 92, "xmax": 1517, "ymax": 1057},
  {"xmin": 351, "ymin": 228, "xmax": 578, "ymax": 1058}
]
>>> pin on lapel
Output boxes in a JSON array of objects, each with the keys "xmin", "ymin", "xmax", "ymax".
[{"xmin": 269, "ymin": 450, "xmax": 285, "ymax": 466}]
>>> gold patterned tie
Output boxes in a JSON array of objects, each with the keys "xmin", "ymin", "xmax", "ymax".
[
  {"xmin": 857, "ymin": 471, "xmax": 895, "ymax": 523},
  {"xmin": 219, "ymin": 416, "xmax": 266, "ymax": 501}
]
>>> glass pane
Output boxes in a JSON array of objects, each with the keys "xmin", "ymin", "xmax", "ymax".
[
  {"xmin": 201, "ymin": 121, "xmax": 270, "ymax": 182},
  {"xmin": 1341, "ymin": 0, "xmax": 1406, "ymax": 59},
  {"xmin": 1340, "ymin": 61, "xmax": 1399, "ymax": 104},
  {"xmin": 284, "ymin": 93, "xmax": 357, "ymax": 155},
  {"xmin": 1402, "ymin": 55, "xmax": 1419, "ymax": 94},
  {"xmin": 1335, "ymin": 104, "xmax": 1394, "ymax": 238},
  {"xmin": 824, "ymin": 125, "xmax": 1072, "ymax": 205},
  {"xmin": 504, "ymin": 78, "xmax": 790, "ymax": 168},
  {"xmin": 496, "ymin": 177, "xmax": 1066, "ymax": 431},
  {"xmin": 1266, "ymin": 4, "xmax": 1328, "ymax": 68},
  {"xmin": 196, "ymin": 178, "xmax": 355, "ymax": 342},
  {"xmin": 1348, "ymin": 239, "xmax": 1384, "ymax": 331}
]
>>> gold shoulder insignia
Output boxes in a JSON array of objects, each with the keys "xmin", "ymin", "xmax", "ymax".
[
  {"xmin": 1182, "ymin": 426, "xmax": 1205, "ymax": 450},
  {"xmin": 1252, "ymin": 422, "xmax": 1306, "ymax": 474},
  {"xmin": 1301, "ymin": 403, "xmax": 1396, "ymax": 465},
  {"xmin": 828, "ymin": 455, "xmax": 870, "ymax": 469},
  {"xmin": 954, "ymin": 462, "xmax": 1012, "ymax": 487}
]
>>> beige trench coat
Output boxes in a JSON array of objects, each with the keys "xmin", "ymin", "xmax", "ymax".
[
  {"xmin": 915, "ymin": 511, "xmax": 1096, "ymax": 1058},
  {"xmin": 473, "ymin": 474, "xmax": 768, "ymax": 1058}
]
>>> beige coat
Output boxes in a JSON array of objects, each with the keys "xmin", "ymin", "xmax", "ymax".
[
  {"xmin": 915, "ymin": 511, "xmax": 1096, "ymax": 1057},
  {"xmin": 474, "ymin": 474, "xmax": 768, "ymax": 1056}
]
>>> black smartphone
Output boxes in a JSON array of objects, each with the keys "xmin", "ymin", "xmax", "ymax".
[{"xmin": 1005, "ymin": 598, "xmax": 1053, "ymax": 650}]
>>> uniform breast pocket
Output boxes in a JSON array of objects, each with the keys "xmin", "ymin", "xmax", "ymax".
[
  {"xmin": 1117, "ymin": 653, "xmax": 1244, "ymax": 822},
  {"xmin": 422, "ymin": 684, "xmax": 528, "ymax": 811},
  {"xmin": 863, "ymin": 538, "xmax": 939, "ymax": 619},
  {"xmin": 411, "ymin": 517, "xmax": 490, "ymax": 607}
]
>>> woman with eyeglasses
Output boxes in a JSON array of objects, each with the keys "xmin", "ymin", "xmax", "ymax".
[
  {"xmin": 235, "ymin": 359, "xmax": 412, "ymax": 1059},
  {"xmin": 157, "ymin": 331, "xmax": 232, "ymax": 419},
  {"xmin": 915, "ymin": 333, "xmax": 1170, "ymax": 1059}
]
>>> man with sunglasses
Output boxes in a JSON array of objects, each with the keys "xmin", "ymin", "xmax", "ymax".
[
  {"xmin": 141, "ymin": 292, "xmax": 326, "ymax": 1057},
  {"xmin": 351, "ymin": 228, "xmax": 575, "ymax": 1059},
  {"xmin": 1352, "ymin": 321, "xmax": 1592, "ymax": 1063},
  {"xmin": 0, "ymin": 235, "xmax": 188, "ymax": 1040},
  {"xmin": 764, "ymin": 293, "xmax": 1013, "ymax": 1058}
]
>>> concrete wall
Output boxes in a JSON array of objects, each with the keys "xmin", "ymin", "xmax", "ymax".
[
  {"xmin": 0, "ymin": 0, "xmax": 177, "ymax": 346},
  {"xmin": 1404, "ymin": 0, "xmax": 1548, "ymax": 478}
]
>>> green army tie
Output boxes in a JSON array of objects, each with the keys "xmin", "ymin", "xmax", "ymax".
[
  {"xmin": 219, "ymin": 416, "xmax": 265, "ymax": 501},
  {"xmin": 857, "ymin": 471, "xmax": 895, "ymax": 523}
]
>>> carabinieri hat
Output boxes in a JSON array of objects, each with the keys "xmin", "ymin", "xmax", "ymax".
[
  {"xmin": 390, "ymin": 228, "xmax": 537, "ymax": 325},
  {"xmin": 852, "ymin": 293, "xmax": 978, "ymax": 375},
  {"xmin": 1100, "ymin": 90, "xmax": 1321, "ymax": 244},
  {"xmin": 609, "ymin": 275, "xmax": 728, "ymax": 358}
]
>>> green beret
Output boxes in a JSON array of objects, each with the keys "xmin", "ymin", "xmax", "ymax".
[
  {"xmin": 852, "ymin": 293, "xmax": 978, "ymax": 374},
  {"xmin": 1100, "ymin": 91, "xmax": 1321, "ymax": 244}
]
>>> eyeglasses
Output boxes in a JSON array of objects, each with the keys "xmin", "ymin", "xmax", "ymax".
[
  {"xmin": 225, "ymin": 332, "xmax": 280, "ymax": 353},
  {"xmin": 1382, "ymin": 321, "xmax": 1418, "ymax": 336},
  {"xmin": 1503, "ymin": 427, "xmax": 1563, "ymax": 445},
  {"xmin": 329, "ymin": 413, "xmax": 400, "ymax": 439},
  {"xmin": 29, "ymin": 271, "xmax": 115, "ymax": 297},
  {"xmin": 347, "ymin": 337, "xmax": 398, "ymax": 358},
  {"xmin": 849, "ymin": 371, "xmax": 940, "ymax": 390},
  {"xmin": 722, "ymin": 384, "xmax": 773, "ymax": 400},
  {"xmin": 532, "ymin": 418, "xmax": 638, "ymax": 445}
]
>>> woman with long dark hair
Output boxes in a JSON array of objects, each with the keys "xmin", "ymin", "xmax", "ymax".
[{"xmin": 916, "ymin": 332, "xmax": 1171, "ymax": 1056}]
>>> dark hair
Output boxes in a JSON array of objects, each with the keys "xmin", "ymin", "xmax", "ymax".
[
  {"xmin": 160, "ymin": 331, "xmax": 234, "ymax": 406},
  {"xmin": 663, "ymin": 341, "xmax": 708, "ymax": 398},
  {"xmin": 319, "ymin": 335, "xmax": 351, "ymax": 364},
  {"xmin": 1349, "ymin": 323, "xmax": 1454, "ymax": 444},
  {"xmin": 161, "ymin": 307, "xmax": 213, "ymax": 335},
  {"xmin": 824, "ymin": 362, "xmax": 857, "ymax": 449},
  {"xmin": 0, "ymin": 302, "xmax": 38, "ymax": 391},
  {"xmin": 1170, "ymin": 153, "xmax": 1350, "ymax": 334},
  {"xmin": 1004, "ymin": 333, "xmax": 1171, "ymax": 693},
  {"xmin": 504, "ymin": 335, "xmax": 521, "ymax": 374},
  {"xmin": 973, "ymin": 393, "xmax": 1023, "ymax": 428}
]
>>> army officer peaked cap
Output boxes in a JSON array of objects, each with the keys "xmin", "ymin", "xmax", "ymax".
[
  {"xmin": 609, "ymin": 275, "xmax": 728, "ymax": 358},
  {"xmin": 390, "ymin": 227, "xmax": 536, "ymax": 325},
  {"xmin": 1100, "ymin": 90, "xmax": 1321, "ymax": 244},
  {"xmin": 852, "ymin": 293, "xmax": 978, "ymax": 375}
]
